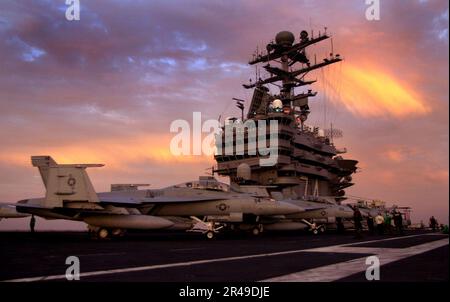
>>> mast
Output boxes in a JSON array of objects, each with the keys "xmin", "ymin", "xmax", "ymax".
[{"xmin": 243, "ymin": 30, "xmax": 342, "ymax": 128}]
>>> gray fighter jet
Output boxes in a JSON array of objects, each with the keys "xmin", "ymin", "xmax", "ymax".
[
  {"xmin": 233, "ymin": 185, "xmax": 355, "ymax": 234},
  {"xmin": 0, "ymin": 156, "xmax": 302, "ymax": 239}
]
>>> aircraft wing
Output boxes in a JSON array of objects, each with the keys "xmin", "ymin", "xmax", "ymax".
[
  {"xmin": 98, "ymin": 195, "xmax": 226, "ymax": 206},
  {"xmin": 7, "ymin": 192, "xmax": 230, "ymax": 215},
  {"xmin": 143, "ymin": 196, "xmax": 225, "ymax": 203}
]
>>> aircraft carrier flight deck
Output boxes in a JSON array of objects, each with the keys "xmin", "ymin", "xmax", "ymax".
[{"xmin": 1, "ymin": 230, "xmax": 447, "ymax": 282}]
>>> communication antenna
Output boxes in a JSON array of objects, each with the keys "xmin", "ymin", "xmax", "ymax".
[
  {"xmin": 330, "ymin": 37, "xmax": 334, "ymax": 56},
  {"xmin": 233, "ymin": 98, "xmax": 245, "ymax": 121},
  {"xmin": 324, "ymin": 123, "xmax": 343, "ymax": 143},
  {"xmin": 205, "ymin": 166, "xmax": 216, "ymax": 176}
]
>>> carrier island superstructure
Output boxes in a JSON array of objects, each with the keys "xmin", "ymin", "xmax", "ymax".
[{"xmin": 214, "ymin": 30, "xmax": 358, "ymax": 204}]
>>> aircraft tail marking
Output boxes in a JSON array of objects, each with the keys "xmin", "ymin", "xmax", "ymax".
[{"xmin": 31, "ymin": 156, "xmax": 104, "ymax": 207}]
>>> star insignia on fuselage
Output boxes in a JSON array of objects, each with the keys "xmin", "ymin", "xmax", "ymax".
[{"xmin": 217, "ymin": 203, "xmax": 229, "ymax": 211}]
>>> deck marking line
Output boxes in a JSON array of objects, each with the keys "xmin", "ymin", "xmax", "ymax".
[{"xmin": 262, "ymin": 237, "xmax": 449, "ymax": 282}]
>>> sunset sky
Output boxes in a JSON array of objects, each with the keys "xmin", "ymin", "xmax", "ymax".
[{"xmin": 0, "ymin": 0, "xmax": 448, "ymax": 230}]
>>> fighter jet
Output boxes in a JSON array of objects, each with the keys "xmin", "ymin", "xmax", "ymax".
[
  {"xmin": 234, "ymin": 185, "xmax": 355, "ymax": 234},
  {"xmin": 0, "ymin": 156, "xmax": 302, "ymax": 239},
  {"xmin": 281, "ymin": 198, "xmax": 354, "ymax": 234}
]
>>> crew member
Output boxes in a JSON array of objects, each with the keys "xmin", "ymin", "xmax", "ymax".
[
  {"xmin": 367, "ymin": 214, "xmax": 375, "ymax": 235},
  {"xmin": 393, "ymin": 210, "xmax": 404, "ymax": 235},
  {"xmin": 384, "ymin": 212, "xmax": 392, "ymax": 234},
  {"xmin": 430, "ymin": 216, "xmax": 437, "ymax": 232},
  {"xmin": 336, "ymin": 217, "xmax": 345, "ymax": 234},
  {"xmin": 30, "ymin": 215, "xmax": 36, "ymax": 233},
  {"xmin": 353, "ymin": 207, "xmax": 363, "ymax": 239},
  {"xmin": 375, "ymin": 213, "xmax": 384, "ymax": 235}
]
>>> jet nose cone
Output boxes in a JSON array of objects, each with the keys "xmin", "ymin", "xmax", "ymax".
[
  {"xmin": 0, "ymin": 203, "xmax": 30, "ymax": 218},
  {"xmin": 277, "ymin": 201, "xmax": 303, "ymax": 214},
  {"xmin": 17, "ymin": 199, "xmax": 31, "ymax": 204},
  {"xmin": 341, "ymin": 206, "xmax": 355, "ymax": 218}
]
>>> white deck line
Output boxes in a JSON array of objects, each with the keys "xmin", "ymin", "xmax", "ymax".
[{"xmin": 262, "ymin": 237, "xmax": 449, "ymax": 282}]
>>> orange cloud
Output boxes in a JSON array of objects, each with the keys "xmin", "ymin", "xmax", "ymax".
[
  {"xmin": 382, "ymin": 146, "xmax": 419, "ymax": 163},
  {"xmin": 384, "ymin": 149, "xmax": 405, "ymax": 162},
  {"xmin": 423, "ymin": 169, "xmax": 449, "ymax": 184},
  {"xmin": 318, "ymin": 63, "xmax": 431, "ymax": 118},
  {"xmin": 0, "ymin": 134, "xmax": 213, "ymax": 171}
]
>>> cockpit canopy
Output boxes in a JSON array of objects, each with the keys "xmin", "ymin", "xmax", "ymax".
[{"xmin": 172, "ymin": 176, "xmax": 230, "ymax": 192}]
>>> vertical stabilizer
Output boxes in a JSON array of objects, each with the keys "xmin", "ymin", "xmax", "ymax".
[
  {"xmin": 31, "ymin": 156, "xmax": 104, "ymax": 208},
  {"xmin": 31, "ymin": 156, "xmax": 57, "ymax": 187}
]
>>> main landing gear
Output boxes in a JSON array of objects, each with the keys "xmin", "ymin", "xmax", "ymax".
[{"xmin": 251, "ymin": 224, "xmax": 264, "ymax": 236}]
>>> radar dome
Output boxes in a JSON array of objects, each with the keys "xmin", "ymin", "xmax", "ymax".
[
  {"xmin": 237, "ymin": 163, "xmax": 251, "ymax": 181},
  {"xmin": 275, "ymin": 31, "xmax": 295, "ymax": 46},
  {"xmin": 300, "ymin": 30, "xmax": 309, "ymax": 40},
  {"xmin": 272, "ymin": 99, "xmax": 283, "ymax": 109}
]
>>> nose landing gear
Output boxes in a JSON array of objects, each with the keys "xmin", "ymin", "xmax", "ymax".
[
  {"xmin": 301, "ymin": 219, "xmax": 326, "ymax": 235},
  {"xmin": 187, "ymin": 216, "xmax": 224, "ymax": 239}
]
